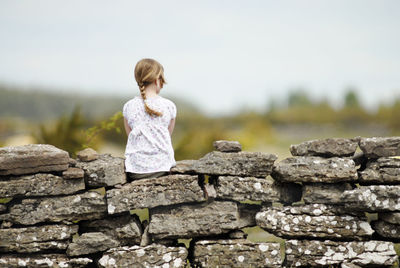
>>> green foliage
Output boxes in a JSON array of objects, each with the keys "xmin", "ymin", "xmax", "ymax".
[
  {"xmin": 288, "ymin": 89, "xmax": 312, "ymax": 107},
  {"xmin": 84, "ymin": 111, "xmax": 123, "ymax": 148},
  {"xmin": 344, "ymin": 88, "xmax": 360, "ymax": 108}
]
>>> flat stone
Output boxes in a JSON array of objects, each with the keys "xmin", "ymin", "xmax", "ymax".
[
  {"xmin": 215, "ymin": 176, "xmax": 301, "ymax": 204},
  {"xmin": 107, "ymin": 174, "xmax": 205, "ymax": 214},
  {"xmin": 256, "ymin": 204, "xmax": 373, "ymax": 240},
  {"xmin": 76, "ymin": 154, "xmax": 126, "ymax": 188},
  {"xmin": 149, "ymin": 201, "xmax": 259, "ymax": 240},
  {"xmin": 372, "ymin": 220, "xmax": 400, "ymax": 240},
  {"xmin": 62, "ymin": 167, "xmax": 84, "ymax": 179},
  {"xmin": 272, "ymin": 156, "xmax": 358, "ymax": 183},
  {"xmin": 285, "ymin": 240, "xmax": 398, "ymax": 267},
  {"xmin": 67, "ymin": 232, "xmax": 120, "ymax": 256},
  {"xmin": 0, "ymin": 191, "xmax": 107, "ymax": 225},
  {"xmin": 359, "ymin": 137, "xmax": 400, "ymax": 158},
  {"xmin": 80, "ymin": 214, "xmax": 142, "ymax": 245},
  {"xmin": 192, "ymin": 151, "xmax": 277, "ymax": 177},
  {"xmin": 193, "ymin": 239, "xmax": 282, "ymax": 268},
  {"xmin": 76, "ymin": 148, "xmax": 98, "ymax": 162},
  {"xmin": 0, "ymin": 144, "xmax": 70, "ymax": 176},
  {"xmin": 170, "ymin": 160, "xmax": 197, "ymax": 174},
  {"xmin": 0, "ymin": 254, "xmax": 92, "ymax": 267},
  {"xmin": 379, "ymin": 212, "xmax": 400, "ymax": 225},
  {"xmin": 98, "ymin": 244, "xmax": 188, "ymax": 268},
  {"xmin": 341, "ymin": 185, "xmax": 400, "ymax": 212},
  {"xmin": 213, "ymin": 140, "xmax": 242, "ymax": 152},
  {"xmin": 359, "ymin": 157, "xmax": 400, "ymax": 184},
  {"xmin": 290, "ymin": 138, "xmax": 358, "ymax": 157},
  {"xmin": 0, "ymin": 224, "xmax": 78, "ymax": 253},
  {"xmin": 0, "ymin": 173, "xmax": 85, "ymax": 198},
  {"xmin": 0, "ymin": 204, "xmax": 6, "ymax": 213},
  {"xmin": 303, "ymin": 183, "xmax": 353, "ymax": 204}
]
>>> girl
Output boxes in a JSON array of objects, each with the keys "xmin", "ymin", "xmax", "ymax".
[{"xmin": 123, "ymin": 58, "xmax": 176, "ymax": 180}]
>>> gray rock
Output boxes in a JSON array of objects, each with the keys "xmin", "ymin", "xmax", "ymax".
[
  {"xmin": 285, "ymin": 240, "xmax": 398, "ymax": 267},
  {"xmin": 215, "ymin": 176, "xmax": 301, "ymax": 204},
  {"xmin": 106, "ymin": 174, "xmax": 205, "ymax": 214},
  {"xmin": 203, "ymin": 183, "xmax": 217, "ymax": 198},
  {"xmin": 359, "ymin": 137, "xmax": 400, "ymax": 158},
  {"xmin": 98, "ymin": 244, "xmax": 188, "ymax": 268},
  {"xmin": 379, "ymin": 212, "xmax": 400, "ymax": 224},
  {"xmin": 0, "ymin": 144, "xmax": 69, "ymax": 176},
  {"xmin": 303, "ymin": 183, "xmax": 353, "ymax": 204},
  {"xmin": 63, "ymin": 167, "xmax": 84, "ymax": 179},
  {"xmin": 67, "ymin": 232, "xmax": 120, "ymax": 256},
  {"xmin": 213, "ymin": 140, "xmax": 242, "ymax": 152},
  {"xmin": 359, "ymin": 157, "xmax": 400, "ymax": 184},
  {"xmin": 140, "ymin": 225, "xmax": 151, "ymax": 247},
  {"xmin": 77, "ymin": 148, "xmax": 98, "ymax": 162},
  {"xmin": 76, "ymin": 154, "xmax": 126, "ymax": 188},
  {"xmin": 290, "ymin": 138, "xmax": 358, "ymax": 157},
  {"xmin": 0, "ymin": 173, "xmax": 85, "ymax": 198},
  {"xmin": 228, "ymin": 230, "xmax": 248, "ymax": 239},
  {"xmin": 0, "ymin": 224, "xmax": 78, "ymax": 253},
  {"xmin": 193, "ymin": 239, "xmax": 282, "ymax": 268},
  {"xmin": 0, "ymin": 191, "xmax": 107, "ymax": 225},
  {"xmin": 272, "ymin": 156, "xmax": 358, "ymax": 183},
  {"xmin": 170, "ymin": 160, "xmax": 197, "ymax": 174},
  {"xmin": 192, "ymin": 151, "xmax": 277, "ymax": 177},
  {"xmin": 149, "ymin": 201, "xmax": 259, "ymax": 240},
  {"xmin": 0, "ymin": 204, "xmax": 6, "ymax": 213},
  {"xmin": 0, "ymin": 254, "xmax": 92, "ymax": 267},
  {"xmin": 256, "ymin": 204, "xmax": 373, "ymax": 240},
  {"xmin": 80, "ymin": 214, "xmax": 142, "ymax": 245},
  {"xmin": 341, "ymin": 185, "xmax": 400, "ymax": 212},
  {"xmin": 372, "ymin": 220, "xmax": 400, "ymax": 239}
]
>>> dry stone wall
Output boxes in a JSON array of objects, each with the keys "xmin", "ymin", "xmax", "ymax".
[{"xmin": 0, "ymin": 137, "xmax": 399, "ymax": 267}]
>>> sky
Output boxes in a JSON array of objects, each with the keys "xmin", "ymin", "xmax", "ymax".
[{"xmin": 0, "ymin": 0, "xmax": 399, "ymax": 116}]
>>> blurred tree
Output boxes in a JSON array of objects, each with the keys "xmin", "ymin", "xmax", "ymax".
[
  {"xmin": 84, "ymin": 111, "xmax": 123, "ymax": 148},
  {"xmin": 344, "ymin": 88, "xmax": 360, "ymax": 108},
  {"xmin": 287, "ymin": 89, "xmax": 312, "ymax": 107}
]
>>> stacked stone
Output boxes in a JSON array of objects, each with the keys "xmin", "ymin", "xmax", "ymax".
[{"xmin": 258, "ymin": 137, "xmax": 399, "ymax": 267}]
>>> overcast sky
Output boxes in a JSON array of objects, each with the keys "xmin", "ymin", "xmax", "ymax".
[{"xmin": 1, "ymin": 0, "xmax": 399, "ymax": 115}]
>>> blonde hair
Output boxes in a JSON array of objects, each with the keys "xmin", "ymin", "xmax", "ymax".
[{"xmin": 134, "ymin": 58, "xmax": 166, "ymax": 117}]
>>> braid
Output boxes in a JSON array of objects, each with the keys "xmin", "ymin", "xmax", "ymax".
[{"xmin": 138, "ymin": 83, "xmax": 162, "ymax": 117}]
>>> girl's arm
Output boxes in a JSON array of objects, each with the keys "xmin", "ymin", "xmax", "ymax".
[
  {"xmin": 124, "ymin": 118, "xmax": 132, "ymax": 136},
  {"xmin": 168, "ymin": 118, "xmax": 175, "ymax": 136}
]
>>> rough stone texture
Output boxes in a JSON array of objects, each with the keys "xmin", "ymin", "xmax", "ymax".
[
  {"xmin": 106, "ymin": 174, "xmax": 205, "ymax": 214},
  {"xmin": 170, "ymin": 160, "xmax": 197, "ymax": 174},
  {"xmin": 303, "ymin": 183, "xmax": 353, "ymax": 204},
  {"xmin": 341, "ymin": 185, "xmax": 400, "ymax": 212},
  {"xmin": 256, "ymin": 204, "xmax": 373, "ymax": 240},
  {"xmin": 0, "ymin": 204, "xmax": 6, "ymax": 213},
  {"xmin": 285, "ymin": 240, "xmax": 398, "ymax": 267},
  {"xmin": 192, "ymin": 151, "xmax": 277, "ymax": 177},
  {"xmin": 359, "ymin": 137, "xmax": 400, "ymax": 159},
  {"xmin": 359, "ymin": 157, "xmax": 400, "ymax": 184},
  {"xmin": 0, "ymin": 173, "xmax": 85, "ymax": 198},
  {"xmin": 76, "ymin": 148, "xmax": 98, "ymax": 162},
  {"xmin": 149, "ymin": 201, "xmax": 259, "ymax": 240},
  {"xmin": 215, "ymin": 176, "xmax": 302, "ymax": 204},
  {"xmin": 272, "ymin": 156, "xmax": 358, "ymax": 183},
  {"xmin": 67, "ymin": 232, "xmax": 120, "ymax": 256},
  {"xmin": 0, "ymin": 254, "xmax": 92, "ymax": 267},
  {"xmin": 76, "ymin": 154, "xmax": 126, "ymax": 188},
  {"xmin": 192, "ymin": 239, "xmax": 282, "ymax": 268},
  {"xmin": 379, "ymin": 212, "xmax": 400, "ymax": 225},
  {"xmin": 213, "ymin": 140, "xmax": 242, "ymax": 152},
  {"xmin": 0, "ymin": 191, "xmax": 107, "ymax": 225},
  {"xmin": 290, "ymin": 138, "xmax": 358, "ymax": 157},
  {"xmin": 371, "ymin": 220, "xmax": 400, "ymax": 240},
  {"xmin": 63, "ymin": 167, "xmax": 84, "ymax": 179},
  {"xmin": 98, "ymin": 244, "xmax": 188, "ymax": 268},
  {"xmin": 80, "ymin": 214, "xmax": 142, "ymax": 245},
  {"xmin": 0, "ymin": 224, "xmax": 78, "ymax": 253},
  {"xmin": 0, "ymin": 144, "xmax": 70, "ymax": 176}
]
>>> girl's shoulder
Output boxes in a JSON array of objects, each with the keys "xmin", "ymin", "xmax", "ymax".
[{"xmin": 157, "ymin": 96, "xmax": 176, "ymax": 107}]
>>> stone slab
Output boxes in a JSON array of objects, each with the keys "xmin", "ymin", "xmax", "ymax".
[
  {"xmin": 149, "ymin": 201, "xmax": 259, "ymax": 240},
  {"xmin": 303, "ymin": 183, "xmax": 353, "ymax": 204},
  {"xmin": 170, "ymin": 160, "xmax": 197, "ymax": 174},
  {"xmin": 0, "ymin": 254, "xmax": 92, "ymax": 268},
  {"xmin": 359, "ymin": 157, "xmax": 400, "ymax": 184},
  {"xmin": 0, "ymin": 173, "xmax": 85, "ymax": 198},
  {"xmin": 192, "ymin": 239, "xmax": 282, "ymax": 268},
  {"xmin": 290, "ymin": 138, "xmax": 358, "ymax": 157},
  {"xmin": 0, "ymin": 224, "xmax": 78, "ymax": 253},
  {"xmin": 372, "ymin": 220, "xmax": 400, "ymax": 240},
  {"xmin": 106, "ymin": 174, "xmax": 205, "ymax": 214},
  {"xmin": 67, "ymin": 232, "xmax": 120, "ymax": 256},
  {"xmin": 0, "ymin": 191, "xmax": 107, "ymax": 225},
  {"xmin": 98, "ymin": 244, "xmax": 188, "ymax": 268},
  {"xmin": 272, "ymin": 156, "xmax": 357, "ymax": 183},
  {"xmin": 77, "ymin": 148, "xmax": 98, "ymax": 162},
  {"xmin": 213, "ymin": 140, "xmax": 242, "ymax": 152},
  {"xmin": 62, "ymin": 167, "xmax": 84, "ymax": 179},
  {"xmin": 285, "ymin": 240, "xmax": 398, "ymax": 267},
  {"xmin": 0, "ymin": 144, "xmax": 70, "ymax": 176},
  {"xmin": 359, "ymin": 137, "xmax": 400, "ymax": 158},
  {"xmin": 379, "ymin": 212, "xmax": 400, "ymax": 225},
  {"xmin": 256, "ymin": 204, "xmax": 373, "ymax": 240}
]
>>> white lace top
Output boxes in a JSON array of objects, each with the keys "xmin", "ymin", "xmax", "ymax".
[{"xmin": 123, "ymin": 96, "xmax": 177, "ymax": 173}]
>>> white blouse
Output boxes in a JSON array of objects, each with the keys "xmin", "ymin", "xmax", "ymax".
[{"xmin": 123, "ymin": 96, "xmax": 177, "ymax": 173}]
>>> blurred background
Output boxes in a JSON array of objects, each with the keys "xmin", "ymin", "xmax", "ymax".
[{"xmin": 1, "ymin": 0, "xmax": 399, "ymax": 160}]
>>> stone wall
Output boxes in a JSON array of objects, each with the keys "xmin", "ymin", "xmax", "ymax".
[{"xmin": 0, "ymin": 138, "xmax": 399, "ymax": 267}]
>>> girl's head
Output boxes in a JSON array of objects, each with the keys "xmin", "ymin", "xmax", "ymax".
[{"xmin": 134, "ymin": 58, "xmax": 166, "ymax": 116}]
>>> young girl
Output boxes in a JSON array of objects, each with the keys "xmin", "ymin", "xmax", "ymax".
[{"xmin": 123, "ymin": 58, "xmax": 176, "ymax": 180}]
